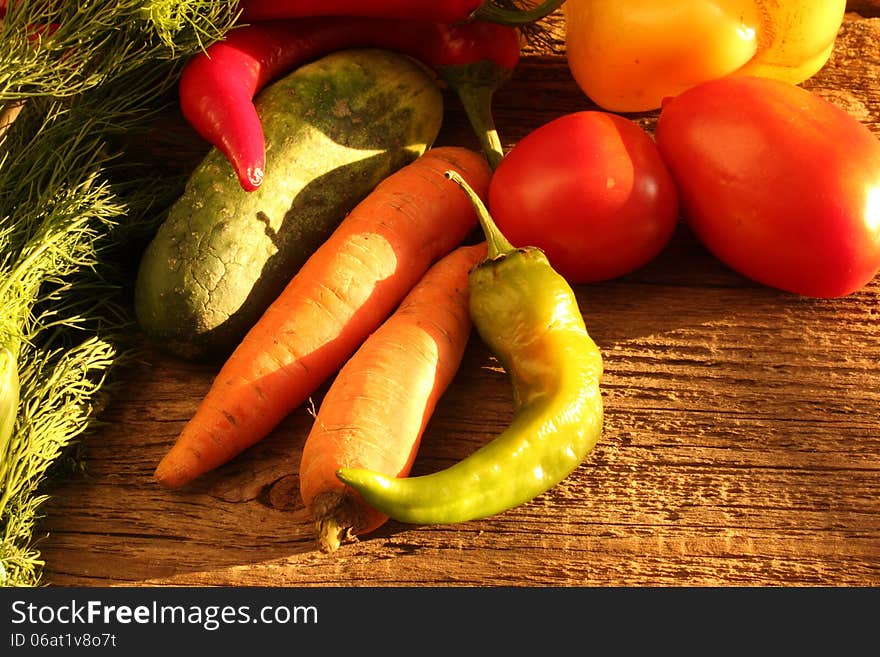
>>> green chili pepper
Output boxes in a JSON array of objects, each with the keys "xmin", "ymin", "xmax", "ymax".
[{"xmin": 336, "ymin": 170, "xmax": 604, "ymax": 525}]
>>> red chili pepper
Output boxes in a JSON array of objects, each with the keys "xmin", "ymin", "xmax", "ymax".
[
  {"xmin": 236, "ymin": 0, "xmax": 565, "ymax": 26},
  {"xmin": 179, "ymin": 16, "xmax": 520, "ymax": 191}
]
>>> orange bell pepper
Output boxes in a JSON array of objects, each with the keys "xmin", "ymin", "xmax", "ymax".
[{"xmin": 563, "ymin": 0, "xmax": 847, "ymax": 113}]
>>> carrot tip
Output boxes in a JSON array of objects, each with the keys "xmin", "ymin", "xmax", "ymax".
[
  {"xmin": 153, "ymin": 468, "xmax": 183, "ymax": 489},
  {"xmin": 316, "ymin": 517, "xmax": 349, "ymax": 553},
  {"xmin": 153, "ymin": 455, "xmax": 195, "ymax": 489},
  {"xmin": 311, "ymin": 491, "xmax": 363, "ymax": 553}
]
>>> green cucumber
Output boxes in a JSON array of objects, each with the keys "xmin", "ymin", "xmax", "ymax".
[{"xmin": 134, "ymin": 49, "xmax": 444, "ymax": 361}]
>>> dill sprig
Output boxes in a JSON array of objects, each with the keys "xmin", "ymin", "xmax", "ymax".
[
  {"xmin": 0, "ymin": 0, "xmax": 239, "ymax": 587},
  {"xmin": 487, "ymin": 0, "xmax": 565, "ymax": 53},
  {"xmin": 0, "ymin": 0, "xmax": 238, "ymax": 101}
]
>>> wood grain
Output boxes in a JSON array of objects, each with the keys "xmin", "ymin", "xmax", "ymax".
[
  {"xmin": 35, "ymin": 10, "xmax": 880, "ymax": 587},
  {"xmin": 848, "ymin": 0, "xmax": 880, "ymax": 17}
]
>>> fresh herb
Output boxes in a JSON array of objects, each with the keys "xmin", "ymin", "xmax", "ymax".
[
  {"xmin": 490, "ymin": 0, "xmax": 564, "ymax": 52},
  {"xmin": 0, "ymin": 0, "xmax": 239, "ymax": 587}
]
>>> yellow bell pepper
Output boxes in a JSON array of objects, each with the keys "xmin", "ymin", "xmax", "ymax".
[{"xmin": 563, "ymin": 0, "xmax": 847, "ymax": 113}]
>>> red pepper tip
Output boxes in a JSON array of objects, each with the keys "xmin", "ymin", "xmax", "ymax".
[{"xmin": 240, "ymin": 166, "xmax": 264, "ymax": 192}]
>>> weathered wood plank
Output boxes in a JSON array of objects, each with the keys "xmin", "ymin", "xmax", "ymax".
[
  {"xmin": 848, "ymin": 1, "xmax": 880, "ymax": 17},
  {"xmin": 36, "ymin": 12, "xmax": 880, "ymax": 587}
]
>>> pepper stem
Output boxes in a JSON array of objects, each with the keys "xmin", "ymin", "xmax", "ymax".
[
  {"xmin": 454, "ymin": 82, "xmax": 504, "ymax": 171},
  {"xmin": 475, "ymin": 0, "xmax": 566, "ymax": 26},
  {"xmin": 444, "ymin": 170, "xmax": 514, "ymax": 259},
  {"xmin": 439, "ymin": 62, "xmax": 510, "ymax": 171}
]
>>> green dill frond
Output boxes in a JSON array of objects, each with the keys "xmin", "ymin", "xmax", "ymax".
[
  {"xmin": 0, "ymin": 335, "xmax": 119, "ymax": 588},
  {"xmin": 142, "ymin": 0, "xmax": 242, "ymax": 53},
  {"xmin": 0, "ymin": 0, "xmax": 240, "ymax": 587},
  {"xmin": 0, "ymin": 0, "xmax": 239, "ymax": 102},
  {"xmin": 1, "ymin": 492, "xmax": 48, "ymax": 587}
]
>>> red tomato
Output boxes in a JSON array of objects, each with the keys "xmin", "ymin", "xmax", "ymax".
[
  {"xmin": 487, "ymin": 111, "xmax": 680, "ymax": 283},
  {"xmin": 655, "ymin": 75, "xmax": 880, "ymax": 298}
]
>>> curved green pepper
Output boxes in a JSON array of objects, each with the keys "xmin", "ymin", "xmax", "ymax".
[{"xmin": 336, "ymin": 170, "xmax": 604, "ymax": 525}]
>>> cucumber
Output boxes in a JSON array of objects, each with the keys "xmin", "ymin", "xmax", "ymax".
[{"xmin": 134, "ymin": 49, "xmax": 444, "ymax": 361}]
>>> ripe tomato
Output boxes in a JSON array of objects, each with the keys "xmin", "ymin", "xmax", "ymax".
[
  {"xmin": 655, "ymin": 76, "xmax": 880, "ymax": 298},
  {"xmin": 562, "ymin": 0, "xmax": 846, "ymax": 113},
  {"xmin": 488, "ymin": 111, "xmax": 680, "ymax": 284}
]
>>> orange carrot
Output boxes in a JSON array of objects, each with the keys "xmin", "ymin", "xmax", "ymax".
[
  {"xmin": 154, "ymin": 147, "xmax": 491, "ymax": 489},
  {"xmin": 300, "ymin": 242, "xmax": 487, "ymax": 552}
]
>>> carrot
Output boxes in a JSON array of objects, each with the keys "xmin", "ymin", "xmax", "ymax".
[
  {"xmin": 300, "ymin": 242, "xmax": 486, "ymax": 552},
  {"xmin": 154, "ymin": 147, "xmax": 492, "ymax": 489}
]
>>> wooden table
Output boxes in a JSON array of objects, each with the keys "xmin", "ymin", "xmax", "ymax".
[{"xmin": 38, "ymin": 5, "xmax": 880, "ymax": 587}]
